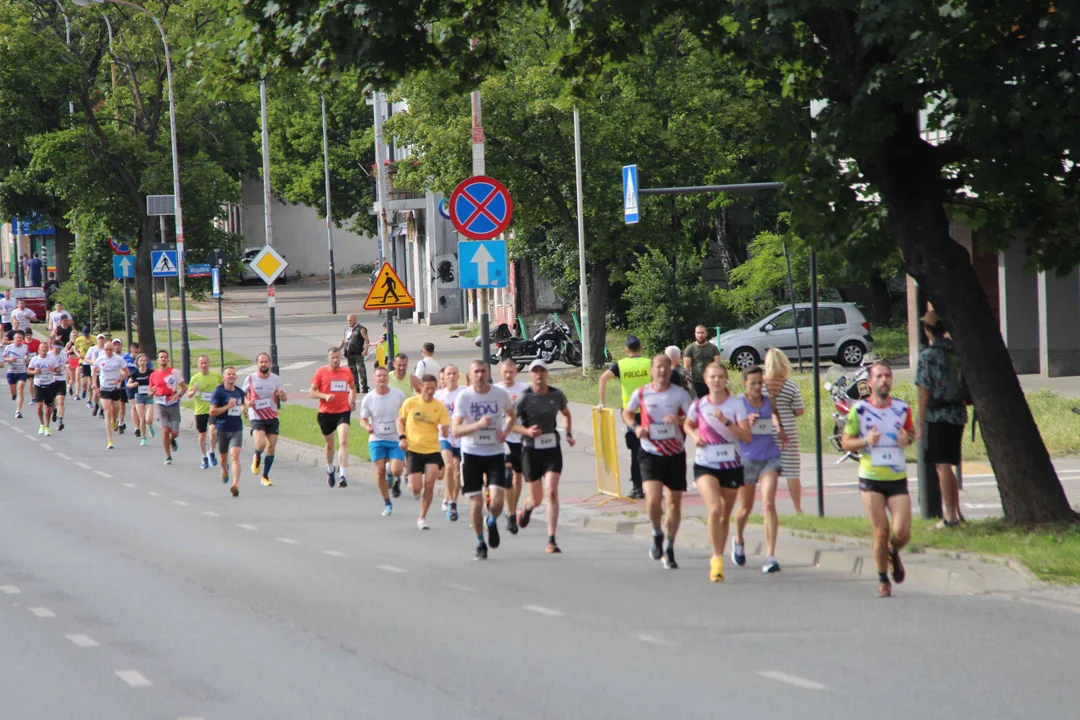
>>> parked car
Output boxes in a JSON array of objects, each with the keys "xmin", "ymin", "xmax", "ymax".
[
  {"xmin": 11, "ymin": 286, "xmax": 47, "ymax": 318},
  {"xmin": 718, "ymin": 302, "xmax": 874, "ymax": 369},
  {"xmin": 238, "ymin": 247, "xmax": 288, "ymax": 285}
]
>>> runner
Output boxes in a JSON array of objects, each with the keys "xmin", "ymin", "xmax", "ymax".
[
  {"xmin": 72, "ymin": 326, "xmax": 93, "ymax": 400},
  {"xmin": 48, "ymin": 342, "xmax": 68, "ymax": 430},
  {"xmin": 27, "ymin": 343, "xmax": 60, "ymax": 435},
  {"xmin": 359, "ymin": 366, "xmax": 406, "ymax": 516},
  {"xmin": 623, "ymin": 354, "xmax": 693, "ymax": 570},
  {"xmin": 512, "ymin": 360, "xmax": 574, "ymax": 554},
  {"xmin": 186, "ymin": 355, "xmax": 222, "ymax": 469},
  {"xmin": 841, "ymin": 361, "xmax": 914, "ymax": 598},
  {"xmin": 10, "ymin": 299, "xmax": 38, "ymax": 339},
  {"xmin": 2, "ymin": 330, "xmax": 30, "ymax": 418},
  {"xmin": 435, "ymin": 364, "xmax": 463, "ymax": 521},
  {"xmin": 85, "ymin": 334, "xmax": 106, "ymax": 416},
  {"xmin": 149, "ymin": 351, "xmax": 187, "ymax": 465},
  {"xmin": 122, "ymin": 342, "xmax": 150, "ymax": 436},
  {"xmin": 0, "ymin": 289, "xmax": 14, "ymax": 337},
  {"xmin": 309, "ymin": 347, "xmax": 357, "ymax": 488},
  {"xmin": 243, "ymin": 352, "xmax": 287, "ymax": 487},
  {"xmin": 730, "ymin": 366, "xmax": 788, "ymax": 574},
  {"xmin": 496, "ymin": 359, "xmax": 529, "ymax": 535},
  {"xmin": 210, "ymin": 366, "xmax": 248, "ymax": 497},
  {"xmin": 388, "ymin": 353, "xmax": 421, "ymax": 396},
  {"xmin": 47, "ymin": 302, "xmax": 71, "ymax": 334},
  {"xmin": 452, "ymin": 360, "xmax": 515, "ymax": 561},
  {"xmin": 126, "ymin": 354, "xmax": 155, "ymax": 445},
  {"xmin": 94, "ymin": 341, "xmax": 130, "ymax": 450},
  {"xmin": 110, "ymin": 340, "xmax": 129, "ymax": 434},
  {"xmin": 398, "ymin": 374, "xmax": 450, "ymax": 530},
  {"xmin": 683, "ymin": 363, "xmax": 748, "ymax": 582},
  {"xmin": 413, "ymin": 343, "xmax": 441, "ymax": 380},
  {"xmin": 52, "ymin": 315, "xmax": 74, "ymax": 349}
]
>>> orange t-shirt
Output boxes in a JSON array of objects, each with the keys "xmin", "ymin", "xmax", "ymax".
[{"xmin": 311, "ymin": 365, "xmax": 355, "ymax": 414}]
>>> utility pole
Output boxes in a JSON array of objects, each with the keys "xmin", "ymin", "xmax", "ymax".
[
  {"xmin": 372, "ymin": 90, "xmax": 394, "ymax": 358},
  {"xmin": 573, "ymin": 108, "xmax": 590, "ymax": 373},
  {"xmin": 260, "ymin": 78, "xmax": 280, "ymax": 374},
  {"xmin": 321, "ymin": 95, "xmax": 338, "ymax": 315},
  {"xmin": 471, "ymin": 68, "xmax": 491, "ymax": 366}
]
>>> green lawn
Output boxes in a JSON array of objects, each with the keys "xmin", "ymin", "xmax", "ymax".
[
  {"xmin": 155, "ymin": 329, "xmax": 207, "ymax": 343},
  {"xmin": 870, "ymin": 324, "xmax": 910, "ymax": 360},
  {"xmin": 186, "ymin": 349, "xmax": 252, "ymax": 374},
  {"xmin": 769, "ymin": 514, "xmax": 1080, "ymax": 585}
]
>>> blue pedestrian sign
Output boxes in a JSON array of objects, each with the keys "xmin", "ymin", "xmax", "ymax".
[
  {"xmin": 449, "ymin": 176, "xmax": 514, "ymax": 240},
  {"xmin": 211, "ymin": 267, "xmax": 221, "ymax": 298},
  {"xmin": 623, "ymin": 165, "xmax": 639, "ymax": 224},
  {"xmin": 113, "ymin": 255, "xmax": 135, "ymax": 279},
  {"xmin": 151, "ymin": 249, "xmax": 178, "ymax": 277},
  {"xmin": 459, "ymin": 240, "xmax": 508, "ymax": 289}
]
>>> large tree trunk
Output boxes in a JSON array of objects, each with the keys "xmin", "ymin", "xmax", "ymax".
[
  {"xmin": 862, "ymin": 117, "xmax": 1076, "ymax": 525},
  {"xmin": 134, "ymin": 213, "xmax": 157, "ymax": 358},
  {"xmin": 53, "ymin": 226, "xmax": 73, "ymax": 283},
  {"xmin": 586, "ymin": 261, "xmax": 609, "ymax": 368},
  {"xmin": 867, "ymin": 268, "xmax": 892, "ymax": 327}
]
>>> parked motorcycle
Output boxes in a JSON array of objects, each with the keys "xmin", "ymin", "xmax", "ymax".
[
  {"xmin": 823, "ymin": 359, "xmax": 872, "ymax": 464},
  {"xmin": 475, "ymin": 316, "xmax": 582, "ymax": 370}
]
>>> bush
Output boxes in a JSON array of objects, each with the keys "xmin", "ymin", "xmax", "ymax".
[
  {"xmin": 52, "ymin": 280, "xmax": 130, "ymax": 333},
  {"xmin": 350, "ymin": 262, "xmax": 377, "ymax": 275}
]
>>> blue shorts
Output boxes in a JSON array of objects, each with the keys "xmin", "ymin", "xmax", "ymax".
[
  {"xmin": 440, "ymin": 440, "xmax": 461, "ymax": 458},
  {"xmin": 6, "ymin": 372, "xmax": 27, "ymax": 385},
  {"xmin": 369, "ymin": 440, "xmax": 405, "ymax": 463}
]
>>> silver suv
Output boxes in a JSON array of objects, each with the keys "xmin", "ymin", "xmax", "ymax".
[{"xmin": 718, "ymin": 303, "xmax": 874, "ymax": 369}]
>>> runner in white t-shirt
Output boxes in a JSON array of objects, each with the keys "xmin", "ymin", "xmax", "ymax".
[
  {"xmin": 359, "ymin": 366, "xmax": 406, "ymax": 516},
  {"xmin": 27, "ymin": 344, "xmax": 60, "ymax": 435},
  {"xmin": 94, "ymin": 344, "xmax": 130, "ymax": 450},
  {"xmin": 2, "ymin": 332, "xmax": 30, "ymax": 417},
  {"xmin": 435, "ymin": 365, "xmax": 463, "ymax": 522},
  {"xmin": 243, "ymin": 353, "xmax": 287, "ymax": 487},
  {"xmin": 84, "ymin": 335, "xmax": 106, "ymax": 415}
]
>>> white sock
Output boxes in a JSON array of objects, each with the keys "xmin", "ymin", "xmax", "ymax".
[
  {"xmin": 339, "ymin": 468, "xmax": 346, "ymax": 478},
  {"xmin": 327, "ymin": 464, "xmax": 334, "ymax": 473}
]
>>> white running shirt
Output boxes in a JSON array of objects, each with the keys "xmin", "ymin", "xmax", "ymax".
[
  {"xmin": 243, "ymin": 372, "xmax": 284, "ymax": 420},
  {"xmin": 97, "ymin": 355, "xmax": 128, "ymax": 389},
  {"xmin": 28, "ymin": 354, "xmax": 60, "ymax": 387},
  {"xmin": 499, "ymin": 381, "xmax": 529, "ymax": 445},
  {"xmin": 360, "ymin": 388, "xmax": 407, "ymax": 442},
  {"xmin": 453, "ymin": 385, "xmax": 511, "ymax": 457},
  {"xmin": 625, "ymin": 383, "xmax": 693, "ymax": 456},
  {"xmin": 3, "ymin": 343, "xmax": 29, "ymax": 373},
  {"xmin": 435, "ymin": 386, "xmax": 463, "ymax": 447}
]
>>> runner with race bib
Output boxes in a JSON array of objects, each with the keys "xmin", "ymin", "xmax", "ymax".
[{"xmin": 244, "ymin": 353, "xmax": 287, "ymax": 487}]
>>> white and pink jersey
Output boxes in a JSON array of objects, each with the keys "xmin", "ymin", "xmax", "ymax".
[
  {"xmin": 243, "ymin": 372, "xmax": 283, "ymax": 420},
  {"xmin": 625, "ymin": 383, "xmax": 693, "ymax": 456}
]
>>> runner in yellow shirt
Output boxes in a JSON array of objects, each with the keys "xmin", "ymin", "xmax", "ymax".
[
  {"xmin": 398, "ymin": 374, "xmax": 450, "ymax": 530},
  {"xmin": 186, "ymin": 354, "xmax": 223, "ymax": 470}
]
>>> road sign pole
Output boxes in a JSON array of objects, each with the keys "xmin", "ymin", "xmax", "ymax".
[
  {"xmin": 260, "ymin": 78, "xmax": 280, "ymax": 375},
  {"xmin": 811, "ymin": 249, "xmax": 824, "ymax": 517},
  {"xmin": 470, "ymin": 82, "xmax": 492, "ymax": 368},
  {"xmin": 213, "ymin": 265, "xmax": 224, "ymax": 372},
  {"xmin": 164, "ymin": 277, "xmax": 174, "ymax": 360},
  {"xmin": 573, "ymin": 108, "xmax": 590, "ymax": 374},
  {"xmin": 123, "ymin": 277, "xmax": 132, "ymax": 346},
  {"xmin": 321, "ymin": 95, "xmax": 338, "ymax": 315}
]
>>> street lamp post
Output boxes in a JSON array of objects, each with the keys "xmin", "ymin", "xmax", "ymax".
[{"xmin": 72, "ymin": 0, "xmax": 191, "ymax": 380}]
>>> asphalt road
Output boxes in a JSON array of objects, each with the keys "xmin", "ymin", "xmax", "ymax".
[{"xmin": 3, "ymin": 387, "xmax": 1080, "ymax": 719}]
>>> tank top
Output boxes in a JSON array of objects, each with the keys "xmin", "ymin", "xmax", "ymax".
[{"xmin": 388, "ymin": 371, "xmax": 413, "ymax": 396}]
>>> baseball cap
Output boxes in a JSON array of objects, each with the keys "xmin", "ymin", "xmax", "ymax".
[
  {"xmin": 82, "ymin": 326, "xmax": 91, "ymax": 334},
  {"xmin": 96, "ymin": 333, "xmax": 106, "ymax": 339},
  {"xmin": 528, "ymin": 359, "xmax": 548, "ymax": 372},
  {"xmin": 112, "ymin": 338, "xmax": 122, "ymax": 345},
  {"xmin": 625, "ymin": 335, "xmax": 642, "ymax": 350}
]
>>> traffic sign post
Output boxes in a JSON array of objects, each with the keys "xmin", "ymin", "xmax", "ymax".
[
  {"xmin": 113, "ymin": 255, "xmax": 135, "ymax": 347},
  {"xmin": 152, "ymin": 249, "xmax": 179, "ymax": 277},
  {"xmin": 459, "ymin": 241, "xmax": 508, "ymax": 289},
  {"xmin": 622, "ymin": 165, "xmax": 639, "ymax": 224},
  {"xmin": 211, "ymin": 264, "xmax": 224, "ymax": 372},
  {"xmin": 186, "ymin": 263, "xmax": 211, "ymax": 278}
]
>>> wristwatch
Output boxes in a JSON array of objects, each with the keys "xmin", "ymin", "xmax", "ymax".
[{"xmin": 398, "ymin": 434, "xmax": 407, "ymax": 440}]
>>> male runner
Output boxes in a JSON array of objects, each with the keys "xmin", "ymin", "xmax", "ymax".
[
  {"xmin": 310, "ymin": 347, "xmax": 356, "ymax": 488},
  {"xmin": 452, "ymin": 361, "xmax": 515, "ymax": 561},
  {"xmin": 48, "ymin": 342, "xmax": 68, "ymax": 430},
  {"xmin": 84, "ymin": 334, "xmax": 106, "ymax": 415},
  {"xmin": 413, "ymin": 343, "xmax": 440, "ymax": 380},
  {"xmin": 150, "ymin": 350, "xmax": 187, "ymax": 465},
  {"xmin": 187, "ymin": 355, "xmax": 222, "ymax": 469},
  {"xmin": 28, "ymin": 343, "xmax": 60, "ymax": 435},
  {"xmin": 435, "ymin": 364, "xmax": 463, "ymax": 521},
  {"xmin": 359, "ymin": 366, "xmax": 406, "ymax": 516},
  {"xmin": 0, "ymin": 289, "xmax": 14, "ymax": 337},
  {"xmin": 623, "ymin": 354, "xmax": 693, "ymax": 570},
  {"xmin": 841, "ymin": 361, "xmax": 914, "ymax": 598},
  {"xmin": 94, "ymin": 341, "xmax": 130, "ymax": 450},
  {"xmin": 2, "ymin": 330, "xmax": 30, "ymax": 418},
  {"xmin": 388, "ymin": 352, "xmax": 422, "ymax": 396},
  {"xmin": 73, "ymin": 326, "xmax": 93, "ymax": 400},
  {"xmin": 498, "ymin": 359, "xmax": 529, "ymax": 535},
  {"xmin": 52, "ymin": 315, "xmax": 74, "ymax": 349},
  {"xmin": 110, "ymin": 340, "xmax": 129, "ymax": 433},
  {"xmin": 243, "ymin": 352, "xmax": 287, "ymax": 487},
  {"xmin": 210, "ymin": 366, "xmax": 248, "ymax": 497},
  {"xmin": 398, "ymin": 374, "xmax": 450, "ymax": 530},
  {"xmin": 47, "ymin": 302, "xmax": 71, "ymax": 334},
  {"xmin": 10, "ymin": 299, "xmax": 37, "ymax": 338},
  {"xmin": 513, "ymin": 361, "xmax": 575, "ymax": 554}
]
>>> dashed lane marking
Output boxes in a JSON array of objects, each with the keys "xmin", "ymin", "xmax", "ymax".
[
  {"xmin": 276, "ymin": 538, "xmax": 300, "ymax": 545},
  {"xmin": 94, "ymin": 470, "xmax": 112, "ymax": 479},
  {"xmin": 237, "ymin": 524, "xmax": 258, "ymax": 531},
  {"xmin": 67, "ymin": 634, "xmax": 99, "ymax": 648},
  {"xmin": 29, "ymin": 607, "xmax": 56, "ymax": 618},
  {"xmin": 173, "ymin": 500, "xmax": 189, "ymax": 506},
  {"xmin": 444, "ymin": 583, "xmax": 477, "ymax": 593},
  {"xmin": 376, "ymin": 565, "xmax": 407, "ymax": 574},
  {"xmin": 74, "ymin": 461, "xmax": 92, "ymax": 470},
  {"xmin": 147, "ymin": 492, "xmax": 161, "ymax": 497},
  {"xmin": 12, "ymin": 427, "xmax": 24, "ymax": 434},
  {"xmin": 522, "ymin": 605, "xmax": 565, "ymax": 617},
  {"xmin": 638, "ymin": 634, "xmax": 677, "ymax": 647},
  {"xmin": 56, "ymin": 452, "xmax": 71, "ymax": 460},
  {"xmin": 0, "ymin": 585, "xmax": 21, "ymax": 595},
  {"xmin": 40, "ymin": 442, "xmax": 54, "ymax": 451},
  {"xmin": 115, "ymin": 670, "xmax": 153, "ymax": 688},
  {"xmin": 322, "ymin": 550, "xmax": 347, "ymax": 557},
  {"xmin": 122, "ymin": 483, "xmax": 136, "ymax": 488},
  {"xmin": 757, "ymin": 670, "xmax": 828, "ymax": 691},
  {"xmin": 202, "ymin": 511, "xmax": 221, "ymax": 518}
]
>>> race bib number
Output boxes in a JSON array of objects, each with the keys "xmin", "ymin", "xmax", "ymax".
[
  {"xmin": 138, "ymin": 385, "xmax": 150, "ymax": 395},
  {"xmin": 228, "ymin": 406, "xmax": 242, "ymax": 416},
  {"xmin": 751, "ymin": 417, "xmax": 774, "ymax": 436},
  {"xmin": 474, "ymin": 428, "xmax": 497, "ymax": 445},
  {"xmin": 697, "ymin": 444, "xmax": 736, "ymax": 465},
  {"xmin": 869, "ymin": 446, "xmax": 904, "ymax": 468},
  {"xmin": 534, "ymin": 432, "xmax": 557, "ymax": 450},
  {"xmin": 155, "ymin": 395, "xmax": 168, "ymax": 404},
  {"xmin": 649, "ymin": 423, "xmax": 676, "ymax": 441},
  {"xmin": 253, "ymin": 398, "xmax": 273, "ymax": 410},
  {"xmin": 201, "ymin": 392, "xmax": 213, "ymax": 402},
  {"xmin": 36, "ymin": 373, "xmax": 53, "ymax": 385},
  {"xmin": 330, "ymin": 380, "xmax": 347, "ymax": 392},
  {"xmin": 102, "ymin": 381, "xmax": 118, "ymax": 390},
  {"xmin": 376, "ymin": 420, "xmax": 395, "ymax": 436}
]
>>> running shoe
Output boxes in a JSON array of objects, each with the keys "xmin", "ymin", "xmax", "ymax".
[
  {"xmin": 449, "ymin": 502, "xmax": 458, "ymax": 522},
  {"xmin": 107, "ymin": 441, "xmax": 114, "ymax": 450},
  {"xmin": 650, "ymin": 532, "xmax": 664, "ymax": 561},
  {"xmin": 221, "ymin": 471, "xmax": 229, "ymax": 484},
  {"xmin": 889, "ymin": 549, "xmax": 905, "ymax": 584},
  {"xmin": 383, "ymin": 501, "xmax": 393, "ymax": 517},
  {"xmin": 442, "ymin": 498, "xmax": 449, "ymax": 513},
  {"xmin": 149, "ymin": 425, "xmax": 155, "ymax": 438},
  {"xmin": 140, "ymin": 438, "xmax": 146, "ymax": 446},
  {"xmin": 86, "ymin": 401, "xmax": 93, "ymax": 409},
  {"xmin": 474, "ymin": 543, "xmax": 488, "ymax": 561},
  {"xmin": 486, "ymin": 515, "xmax": 501, "ymax": 549},
  {"xmin": 230, "ymin": 484, "xmax": 239, "ymax": 498},
  {"xmin": 251, "ymin": 454, "xmax": 260, "ymax": 475},
  {"xmin": 209, "ymin": 452, "xmax": 218, "ymax": 467},
  {"xmin": 710, "ymin": 556, "xmax": 725, "ymax": 583},
  {"xmin": 43, "ymin": 427, "xmax": 50, "ymax": 437},
  {"xmin": 57, "ymin": 421, "xmax": 64, "ymax": 431},
  {"xmin": 506, "ymin": 512, "xmax": 519, "ymax": 535},
  {"xmin": 762, "ymin": 558, "xmax": 781, "ymax": 574},
  {"xmin": 517, "ymin": 505, "xmax": 532, "ymax": 530},
  {"xmin": 417, "ymin": 518, "xmax": 430, "ymax": 531},
  {"xmin": 92, "ymin": 405, "xmax": 98, "ymax": 417},
  {"xmin": 38, "ymin": 424, "xmax": 44, "ymax": 435},
  {"xmin": 117, "ymin": 422, "xmax": 124, "ymax": 434},
  {"xmin": 546, "ymin": 541, "xmax": 562, "ymax": 554},
  {"xmin": 14, "ymin": 411, "xmax": 21, "ymax": 419},
  {"xmin": 662, "ymin": 548, "xmax": 678, "ymax": 569},
  {"xmin": 171, "ymin": 438, "xmax": 178, "ymax": 451},
  {"xmin": 731, "ymin": 539, "xmax": 746, "ymax": 567},
  {"xmin": 51, "ymin": 409, "xmax": 57, "ymax": 423},
  {"xmin": 327, "ymin": 467, "xmax": 337, "ymax": 488},
  {"xmin": 134, "ymin": 428, "xmax": 141, "ymax": 438},
  {"xmin": 200, "ymin": 458, "xmax": 210, "ymax": 470},
  {"xmin": 164, "ymin": 456, "xmax": 173, "ymax": 466},
  {"xmin": 391, "ymin": 476, "xmax": 401, "ymax": 498},
  {"xmin": 261, "ymin": 476, "xmax": 273, "ymax": 487},
  {"xmin": 878, "ymin": 580, "xmax": 892, "ymax": 598},
  {"xmin": 338, "ymin": 476, "xmax": 348, "ymax": 488}
]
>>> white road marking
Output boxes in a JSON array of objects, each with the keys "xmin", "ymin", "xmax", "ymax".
[
  {"xmin": 638, "ymin": 633, "xmax": 677, "ymax": 647},
  {"xmin": 115, "ymin": 670, "xmax": 153, "ymax": 688},
  {"xmin": 237, "ymin": 523, "xmax": 258, "ymax": 531},
  {"xmin": 280, "ymin": 360, "xmax": 316, "ymax": 371},
  {"xmin": 94, "ymin": 470, "xmax": 112, "ymax": 479},
  {"xmin": 322, "ymin": 550, "xmax": 347, "ymax": 557},
  {"xmin": 56, "ymin": 452, "xmax": 71, "ymax": 460},
  {"xmin": 202, "ymin": 511, "xmax": 221, "ymax": 518},
  {"xmin": 522, "ymin": 604, "xmax": 565, "ymax": 617},
  {"xmin": 376, "ymin": 564, "xmax": 407, "ymax": 574},
  {"xmin": 147, "ymin": 492, "xmax": 161, "ymax": 497},
  {"xmin": 172, "ymin": 500, "xmax": 189, "ymax": 506},
  {"xmin": 74, "ymin": 461, "xmax": 92, "ymax": 470},
  {"xmin": 757, "ymin": 670, "xmax": 827, "ymax": 690},
  {"xmin": 276, "ymin": 538, "xmax": 300, "ymax": 545},
  {"xmin": 11, "ymin": 427, "xmax": 24, "ymax": 434},
  {"xmin": 29, "ymin": 607, "xmax": 56, "ymax": 618},
  {"xmin": 25, "ymin": 435, "xmax": 38, "ymax": 442},
  {"xmin": 0, "ymin": 585, "xmax": 21, "ymax": 595},
  {"xmin": 444, "ymin": 583, "xmax": 477, "ymax": 593},
  {"xmin": 66, "ymin": 634, "xmax": 99, "ymax": 648},
  {"xmin": 40, "ymin": 443, "xmax": 54, "ymax": 451},
  {"xmin": 0, "ymin": 418, "xmax": 8, "ymax": 425},
  {"xmin": 122, "ymin": 483, "xmax": 136, "ymax": 488}
]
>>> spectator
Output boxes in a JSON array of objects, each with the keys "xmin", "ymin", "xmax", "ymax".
[
  {"xmin": 28, "ymin": 253, "xmax": 43, "ymax": 288},
  {"xmin": 763, "ymin": 348, "xmax": 806, "ymax": 514},
  {"xmin": 338, "ymin": 313, "xmax": 370, "ymax": 394},
  {"xmin": 414, "ymin": 342, "xmax": 440, "ymax": 380},
  {"xmin": 665, "ymin": 346, "xmax": 693, "ymax": 394},
  {"xmin": 683, "ymin": 324, "xmax": 721, "ymax": 397},
  {"xmin": 43, "ymin": 272, "xmax": 60, "ymax": 303}
]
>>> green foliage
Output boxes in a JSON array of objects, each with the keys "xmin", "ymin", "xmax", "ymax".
[{"xmin": 52, "ymin": 280, "xmax": 128, "ymax": 333}]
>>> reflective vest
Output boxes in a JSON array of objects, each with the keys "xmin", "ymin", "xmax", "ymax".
[{"xmin": 617, "ymin": 356, "xmax": 652, "ymax": 407}]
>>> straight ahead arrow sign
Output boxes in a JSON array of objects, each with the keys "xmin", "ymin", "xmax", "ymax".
[
  {"xmin": 470, "ymin": 243, "xmax": 494, "ymax": 286},
  {"xmin": 120, "ymin": 257, "xmax": 131, "ymax": 274}
]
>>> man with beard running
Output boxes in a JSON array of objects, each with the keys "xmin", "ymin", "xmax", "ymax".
[
  {"xmin": 243, "ymin": 353, "xmax": 287, "ymax": 487},
  {"xmin": 150, "ymin": 350, "xmax": 187, "ymax": 465},
  {"xmin": 27, "ymin": 342, "xmax": 60, "ymax": 435},
  {"xmin": 360, "ymin": 366, "xmax": 406, "ymax": 516},
  {"xmin": 210, "ymin": 366, "xmax": 248, "ymax": 497},
  {"xmin": 310, "ymin": 347, "xmax": 357, "ymax": 488},
  {"xmin": 498, "ymin": 360, "xmax": 529, "ymax": 536}
]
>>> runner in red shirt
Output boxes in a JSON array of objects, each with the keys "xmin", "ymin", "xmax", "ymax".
[
  {"xmin": 309, "ymin": 347, "xmax": 356, "ymax": 488},
  {"xmin": 149, "ymin": 350, "xmax": 188, "ymax": 465}
]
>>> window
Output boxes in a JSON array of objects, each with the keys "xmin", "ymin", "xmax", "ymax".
[
  {"xmin": 769, "ymin": 311, "xmax": 794, "ymax": 330},
  {"xmin": 819, "ymin": 307, "xmax": 845, "ymax": 326}
]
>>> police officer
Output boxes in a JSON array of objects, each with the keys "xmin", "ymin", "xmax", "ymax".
[{"xmin": 597, "ymin": 335, "xmax": 652, "ymax": 499}]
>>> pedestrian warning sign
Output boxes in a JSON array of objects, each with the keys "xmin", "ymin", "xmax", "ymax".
[{"xmin": 363, "ymin": 263, "xmax": 415, "ymax": 311}]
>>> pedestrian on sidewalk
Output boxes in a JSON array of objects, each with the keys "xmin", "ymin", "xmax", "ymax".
[
  {"xmin": 683, "ymin": 325, "xmax": 721, "ymax": 398},
  {"xmin": 915, "ymin": 308, "xmax": 968, "ymax": 529},
  {"xmin": 414, "ymin": 342, "xmax": 441, "ymax": 381},
  {"xmin": 763, "ymin": 348, "xmax": 806, "ymax": 513},
  {"xmin": 339, "ymin": 314, "xmax": 370, "ymax": 394},
  {"xmin": 665, "ymin": 346, "xmax": 693, "ymax": 395},
  {"xmin": 598, "ymin": 335, "xmax": 652, "ymax": 499}
]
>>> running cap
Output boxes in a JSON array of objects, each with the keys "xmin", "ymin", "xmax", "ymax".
[
  {"xmin": 528, "ymin": 359, "xmax": 548, "ymax": 372},
  {"xmin": 96, "ymin": 333, "xmax": 106, "ymax": 339}
]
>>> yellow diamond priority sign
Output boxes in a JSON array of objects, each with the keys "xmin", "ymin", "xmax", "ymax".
[{"xmin": 251, "ymin": 244, "xmax": 288, "ymax": 285}]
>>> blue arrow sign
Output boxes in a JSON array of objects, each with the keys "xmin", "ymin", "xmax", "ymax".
[
  {"xmin": 211, "ymin": 267, "xmax": 221, "ymax": 299},
  {"xmin": 459, "ymin": 240, "xmax": 508, "ymax": 289},
  {"xmin": 151, "ymin": 250, "xmax": 178, "ymax": 277},
  {"xmin": 623, "ymin": 165, "xmax": 639, "ymax": 224},
  {"xmin": 113, "ymin": 255, "xmax": 135, "ymax": 279}
]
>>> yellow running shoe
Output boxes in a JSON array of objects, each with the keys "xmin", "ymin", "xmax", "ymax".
[
  {"xmin": 251, "ymin": 455, "xmax": 261, "ymax": 475},
  {"xmin": 710, "ymin": 555, "xmax": 725, "ymax": 583},
  {"xmin": 107, "ymin": 440, "xmax": 115, "ymax": 450},
  {"xmin": 261, "ymin": 476, "xmax": 273, "ymax": 487}
]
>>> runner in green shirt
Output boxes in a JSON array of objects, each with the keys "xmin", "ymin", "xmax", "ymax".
[{"xmin": 186, "ymin": 354, "xmax": 223, "ymax": 470}]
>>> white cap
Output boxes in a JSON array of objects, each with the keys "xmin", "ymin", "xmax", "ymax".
[
  {"xmin": 528, "ymin": 359, "xmax": 548, "ymax": 372},
  {"xmin": 96, "ymin": 333, "xmax": 106, "ymax": 339}
]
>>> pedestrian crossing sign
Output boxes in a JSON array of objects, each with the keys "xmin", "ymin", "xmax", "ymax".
[
  {"xmin": 363, "ymin": 263, "xmax": 415, "ymax": 311},
  {"xmin": 151, "ymin": 249, "xmax": 178, "ymax": 277}
]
